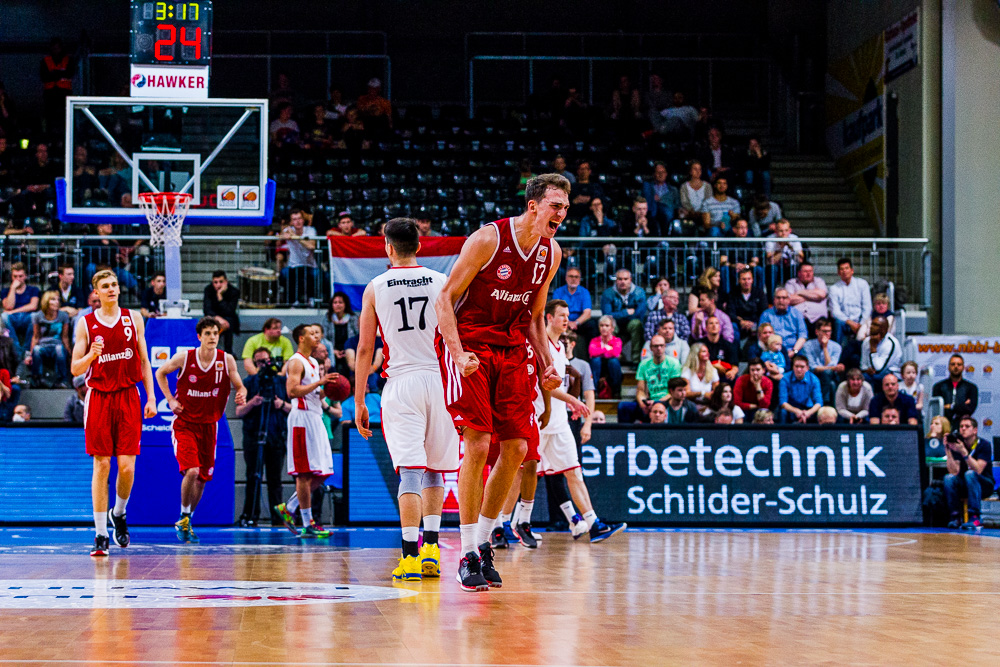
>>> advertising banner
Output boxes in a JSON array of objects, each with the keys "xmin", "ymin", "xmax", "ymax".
[
  {"xmin": 130, "ymin": 65, "xmax": 209, "ymax": 98},
  {"xmin": 581, "ymin": 425, "xmax": 923, "ymax": 525},
  {"xmin": 911, "ymin": 335, "xmax": 998, "ymax": 436},
  {"xmin": 885, "ymin": 9, "xmax": 920, "ymax": 83}
]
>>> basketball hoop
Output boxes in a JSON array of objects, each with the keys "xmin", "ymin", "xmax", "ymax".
[{"xmin": 138, "ymin": 192, "xmax": 192, "ymax": 247}]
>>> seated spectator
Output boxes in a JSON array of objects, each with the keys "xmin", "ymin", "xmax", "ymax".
[
  {"xmin": 753, "ymin": 409, "xmax": 775, "ymax": 424},
  {"xmin": 25, "ymin": 290, "xmax": 71, "ymax": 387},
  {"xmin": 943, "ymin": 416, "xmax": 993, "ymax": 531},
  {"xmin": 802, "ymin": 318, "xmax": 843, "ymax": 405},
  {"xmin": 327, "ymin": 211, "xmax": 367, "ymax": 238},
  {"xmin": 641, "ymin": 162, "xmax": 680, "ymax": 235},
  {"xmin": 693, "ymin": 315, "xmax": 739, "ymax": 382},
  {"xmin": 657, "ymin": 91, "xmax": 699, "ymax": 139},
  {"xmin": 856, "ymin": 293, "xmax": 896, "ymax": 340},
  {"xmin": 925, "ymin": 415, "xmax": 952, "ymax": 458},
  {"xmin": 869, "ymin": 373, "xmax": 919, "ymax": 425},
  {"xmin": 610, "ymin": 74, "xmax": 642, "ymax": 121},
  {"xmin": 860, "ymin": 317, "xmax": 901, "ymax": 385},
  {"xmin": 203, "ymin": 270, "xmax": 240, "ymax": 354},
  {"xmin": 688, "ymin": 267, "xmax": 722, "ymax": 316},
  {"xmin": 932, "ymin": 354, "xmax": 978, "ymax": 423},
  {"xmin": 303, "ymin": 103, "xmax": 337, "ymax": 150},
  {"xmin": 341, "ymin": 106, "xmax": 369, "ymax": 153},
  {"xmin": 600, "ymin": 269, "xmax": 646, "ymax": 365},
  {"xmin": 742, "ymin": 137, "xmax": 771, "ymax": 198},
  {"xmin": 579, "ymin": 197, "xmax": 618, "ymax": 238},
  {"xmin": 12, "ymin": 404, "xmax": 30, "ymax": 422},
  {"xmin": 327, "ymin": 291, "xmax": 359, "ymax": 376},
  {"xmin": 325, "ymin": 86, "xmax": 347, "ymax": 120},
  {"xmin": 649, "ymin": 401, "xmax": 668, "ymax": 424},
  {"xmin": 828, "ymin": 257, "xmax": 871, "ymax": 346},
  {"xmin": 682, "ymin": 343, "xmax": 719, "ymax": 411},
  {"xmin": 269, "ymin": 102, "xmax": 301, "ymax": 147},
  {"xmin": 879, "ymin": 406, "xmax": 900, "ymax": 425},
  {"xmin": 80, "ymin": 224, "xmax": 142, "ymax": 294},
  {"xmin": 0, "ymin": 365, "xmax": 18, "ymax": 422},
  {"xmin": 761, "ymin": 334, "xmax": 787, "ymax": 383},
  {"xmin": 626, "ymin": 198, "xmax": 653, "ymax": 238},
  {"xmin": 415, "ymin": 217, "xmax": 442, "ymax": 237},
  {"xmin": 748, "ymin": 195, "xmax": 782, "ymax": 238},
  {"xmin": 646, "ymin": 278, "xmax": 671, "ymax": 314},
  {"xmin": 589, "ymin": 315, "xmax": 623, "ymax": 398},
  {"xmin": 713, "ymin": 408, "xmax": 734, "ymax": 425},
  {"xmin": 551, "ymin": 154, "xmax": 575, "ymax": 183},
  {"xmin": 817, "ymin": 406, "xmax": 838, "ymax": 425},
  {"xmin": 690, "ymin": 290, "xmax": 735, "ymax": 344},
  {"xmin": 356, "ymin": 77, "xmax": 393, "ymax": 137},
  {"xmin": 140, "ymin": 272, "xmax": 166, "ymax": 320},
  {"xmin": 280, "ymin": 209, "xmax": 319, "ymax": 305},
  {"xmin": 64, "ymin": 374, "xmax": 87, "ymax": 423},
  {"xmin": 727, "ymin": 267, "xmax": 768, "ymax": 341},
  {"xmin": 54, "ymin": 264, "xmax": 86, "ymax": 317},
  {"xmin": 641, "ymin": 318, "xmax": 689, "ymax": 366},
  {"xmin": 835, "ymin": 368, "xmax": 874, "ymax": 424},
  {"xmin": 698, "ymin": 127, "xmax": 737, "ymax": 180},
  {"xmin": 552, "ymin": 267, "xmax": 596, "ymax": 357},
  {"xmin": 10, "ymin": 142, "xmax": 58, "ymax": 223},
  {"xmin": 759, "ymin": 288, "xmax": 807, "ymax": 357},
  {"xmin": 241, "ymin": 317, "xmax": 295, "ymax": 375},
  {"xmin": 516, "ymin": 158, "xmax": 536, "ymax": 197},
  {"xmin": 678, "ymin": 160, "xmax": 712, "ymax": 225},
  {"xmin": 72, "ymin": 289, "xmax": 99, "ymax": 334},
  {"xmin": 569, "ymin": 160, "xmax": 605, "ymax": 221},
  {"xmin": 707, "ymin": 383, "xmax": 745, "ymax": 423},
  {"xmin": 719, "ymin": 220, "xmax": 764, "ymax": 304},
  {"xmin": 733, "ymin": 359, "xmax": 773, "ymax": 415},
  {"xmin": 744, "ymin": 322, "xmax": 775, "ymax": 364},
  {"xmin": 698, "ymin": 175, "xmax": 740, "ymax": 237},
  {"xmin": 617, "ymin": 334, "xmax": 682, "ymax": 424},
  {"xmin": 342, "ymin": 381, "xmax": 383, "ymax": 424},
  {"xmin": 646, "ymin": 289, "xmax": 691, "ymax": 343},
  {"xmin": 778, "ymin": 354, "xmax": 823, "ymax": 424},
  {"xmin": 344, "ymin": 331, "xmax": 384, "ymax": 393},
  {"xmin": 784, "ymin": 262, "xmax": 828, "ymax": 334},
  {"xmin": 2, "ymin": 262, "xmax": 40, "ymax": 349},
  {"xmin": 899, "ymin": 361, "xmax": 926, "ymax": 413},
  {"xmin": 764, "ymin": 219, "xmax": 804, "ymax": 293},
  {"xmin": 664, "ymin": 377, "xmax": 700, "ymax": 424}
]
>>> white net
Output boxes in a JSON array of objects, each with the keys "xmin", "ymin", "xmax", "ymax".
[{"xmin": 138, "ymin": 192, "xmax": 192, "ymax": 247}]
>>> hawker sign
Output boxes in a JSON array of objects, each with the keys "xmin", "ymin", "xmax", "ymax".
[{"xmin": 130, "ymin": 65, "xmax": 209, "ymax": 98}]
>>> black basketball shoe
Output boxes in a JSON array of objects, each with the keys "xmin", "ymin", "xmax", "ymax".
[
  {"xmin": 478, "ymin": 541, "xmax": 502, "ymax": 588},
  {"xmin": 108, "ymin": 509, "xmax": 130, "ymax": 548},
  {"xmin": 455, "ymin": 551, "xmax": 490, "ymax": 592}
]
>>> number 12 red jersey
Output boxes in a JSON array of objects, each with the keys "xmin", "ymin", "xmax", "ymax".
[{"xmin": 455, "ymin": 218, "xmax": 553, "ymax": 348}]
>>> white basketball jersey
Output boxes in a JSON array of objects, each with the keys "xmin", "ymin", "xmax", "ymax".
[
  {"xmin": 372, "ymin": 266, "xmax": 447, "ymax": 378},
  {"xmin": 289, "ymin": 352, "xmax": 323, "ymax": 415},
  {"xmin": 540, "ymin": 337, "xmax": 570, "ymax": 434}
]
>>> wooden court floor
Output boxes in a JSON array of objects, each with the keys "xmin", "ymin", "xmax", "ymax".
[{"xmin": 0, "ymin": 527, "xmax": 999, "ymax": 666}]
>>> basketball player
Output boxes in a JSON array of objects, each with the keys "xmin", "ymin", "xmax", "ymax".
[
  {"xmin": 435, "ymin": 174, "xmax": 568, "ymax": 591},
  {"xmin": 354, "ymin": 218, "xmax": 459, "ymax": 582},
  {"xmin": 539, "ymin": 300, "xmax": 625, "ymax": 542},
  {"xmin": 154, "ymin": 317, "xmax": 247, "ymax": 542},
  {"xmin": 70, "ymin": 269, "xmax": 157, "ymax": 557},
  {"xmin": 275, "ymin": 324, "xmax": 338, "ymax": 537}
]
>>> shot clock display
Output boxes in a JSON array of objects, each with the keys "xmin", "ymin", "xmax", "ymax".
[{"xmin": 131, "ymin": 1, "xmax": 213, "ymax": 66}]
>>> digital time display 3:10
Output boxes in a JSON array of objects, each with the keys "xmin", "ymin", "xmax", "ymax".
[{"xmin": 130, "ymin": 1, "xmax": 213, "ymax": 66}]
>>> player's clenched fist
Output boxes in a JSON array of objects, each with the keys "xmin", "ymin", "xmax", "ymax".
[
  {"xmin": 89, "ymin": 339, "xmax": 104, "ymax": 358},
  {"xmin": 455, "ymin": 351, "xmax": 480, "ymax": 377},
  {"xmin": 540, "ymin": 365, "xmax": 561, "ymax": 390},
  {"xmin": 143, "ymin": 400, "xmax": 157, "ymax": 419}
]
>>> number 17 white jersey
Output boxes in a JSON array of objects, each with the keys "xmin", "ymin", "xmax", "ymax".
[{"xmin": 372, "ymin": 266, "xmax": 447, "ymax": 378}]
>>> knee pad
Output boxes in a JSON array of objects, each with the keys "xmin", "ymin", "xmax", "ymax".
[
  {"xmin": 397, "ymin": 467, "xmax": 424, "ymax": 498},
  {"xmin": 422, "ymin": 471, "xmax": 444, "ymax": 489}
]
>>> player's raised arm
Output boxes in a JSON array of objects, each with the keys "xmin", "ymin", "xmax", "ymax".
[
  {"xmin": 154, "ymin": 350, "xmax": 188, "ymax": 414},
  {"xmin": 529, "ymin": 239, "xmax": 563, "ymax": 390},
  {"xmin": 434, "ymin": 226, "xmax": 498, "ymax": 376},
  {"xmin": 70, "ymin": 316, "xmax": 101, "ymax": 377},
  {"xmin": 132, "ymin": 312, "xmax": 157, "ymax": 418},
  {"xmin": 354, "ymin": 282, "xmax": 378, "ymax": 438},
  {"xmin": 225, "ymin": 352, "xmax": 247, "ymax": 406}
]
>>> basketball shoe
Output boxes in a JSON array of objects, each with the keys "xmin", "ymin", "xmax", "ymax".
[
  {"xmin": 478, "ymin": 541, "xmax": 502, "ymax": 588},
  {"xmin": 274, "ymin": 503, "xmax": 298, "ymax": 535},
  {"xmin": 299, "ymin": 521, "xmax": 330, "ymax": 538},
  {"xmin": 961, "ymin": 516, "xmax": 983, "ymax": 532},
  {"xmin": 392, "ymin": 555, "xmax": 422, "ymax": 581},
  {"xmin": 107, "ymin": 509, "xmax": 130, "ymax": 548},
  {"xmin": 175, "ymin": 515, "xmax": 193, "ymax": 542},
  {"xmin": 491, "ymin": 526, "xmax": 508, "ymax": 549},
  {"xmin": 456, "ymin": 551, "xmax": 490, "ymax": 592},
  {"xmin": 513, "ymin": 522, "xmax": 538, "ymax": 549},
  {"xmin": 589, "ymin": 520, "xmax": 627, "ymax": 543},
  {"xmin": 90, "ymin": 534, "xmax": 109, "ymax": 557},
  {"xmin": 570, "ymin": 514, "xmax": 589, "ymax": 539},
  {"xmin": 419, "ymin": 542, "xmax": 440, "ymax": 577},
  {"xmin": 502, "ymin": 521, "xmax": 518, "ymax": 543}
]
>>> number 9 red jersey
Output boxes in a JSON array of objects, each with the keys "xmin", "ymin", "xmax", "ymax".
[{"xmin": 84, "ymin": 309, "xmax": 143, "ymax": 392}]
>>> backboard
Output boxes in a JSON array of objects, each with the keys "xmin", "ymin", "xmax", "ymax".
[{"xmin": 58, "ymin": 96, "xmax": 273, "ymax": 225}]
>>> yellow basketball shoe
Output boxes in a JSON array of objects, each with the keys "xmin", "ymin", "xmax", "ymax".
[
  {"xmin": 392, "ymin": 555, "xmax": 422, "ymax": 581},
  {"xmin": 419, "ymin": 542, "xmax": 441, "ymax": 577}
]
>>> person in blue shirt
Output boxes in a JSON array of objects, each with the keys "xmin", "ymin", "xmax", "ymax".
[
  {"xmin": 778, "ymin": 355, "xmax": 823, "ymax": 423},
  {"xmin": 552, "ymin": 266, "xmax": 597, "ymax": 359},
  {"xmin": 600, "ymin": 269, "xmax": 648, "ymax": 366},
  {"xmin": 759, "ymin": 288, "xmax": 808, "ymax": 359},
  {"xmin": 801, "ymin": 318, "xmax": 844, "ymax": 405},
  {"xmin": 641, "ymin": 162, "xmax": 680, "ymax": 235}
]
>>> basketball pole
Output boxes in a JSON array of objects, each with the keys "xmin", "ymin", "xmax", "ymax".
[{"xmin": 164, "ymin": 244, "xmax": 187, "ymax": 319}]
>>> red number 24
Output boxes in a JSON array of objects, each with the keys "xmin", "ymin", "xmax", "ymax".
[{"xmin": 155, "ymin": 25, "xmax": 202, "ymax": 61}]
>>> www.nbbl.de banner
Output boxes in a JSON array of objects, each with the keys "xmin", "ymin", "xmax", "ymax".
[{"xmin": 911, "ymin": 336, "xmax": 998, "ymax": 435}]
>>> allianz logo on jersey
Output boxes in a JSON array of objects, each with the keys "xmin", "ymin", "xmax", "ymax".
[
  {"xmin": 97, "ymin": 348, "xmax": 133, "ymax": 364},
  {"xmin": 490, "ymin": 288, "xmax": 533, "ymax": 304},
  {"xmin": 188, "ymin": 388, "xmax": 220, "ymax": 398}
]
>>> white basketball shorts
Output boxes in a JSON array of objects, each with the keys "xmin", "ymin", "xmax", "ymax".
[
  {"xmin": 538, "ymin": 428, "xmax": 581, "ymax": 475},
  {"xmin": 381, "ymin": 370, "xmax": 460, "ymax": 472},
  {"xmin": 286, "ymin": 409, "xmax": 334, "ymax": 477}
]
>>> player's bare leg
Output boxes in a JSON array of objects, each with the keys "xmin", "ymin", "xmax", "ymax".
[
  {"xmin": 104, "ymin": 454, "xmax": 135, "ymax": 549},
  {"xmin": 175, "ymin": 468, "xmax": 205, "ymax": 542},
  {"xmin": 511, "ymin": 459, "xmax": 540, "ymax": 548},
  {"xmin": 491, "ymin": 466, "xmax": 522, "ymax": 549},
  {"xmin": 565, "ymin": 468, "xmax": 626, "ymax": 543},
  {"xmin": 91, "ymin": 457, "xmax": 111, "ymax": 553},
  {"xmin": 293, "ymin": 474, "xmax": 329, "ymax": 537}
]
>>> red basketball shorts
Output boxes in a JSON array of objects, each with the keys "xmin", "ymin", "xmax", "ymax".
[
  {"xmin": 84, "ymin": 387, "xmax": 142, "ymax": 457},
  {"xmin": 171, "ymin": 419, "xmax": 218, "ymax": 482},
  {"xmin": 436, "ymin": 337, "xmax": 534, "ymax": 442},
  {"xmin": 488, "ymin": 416, "xmax": 540, "ymax": 467}
]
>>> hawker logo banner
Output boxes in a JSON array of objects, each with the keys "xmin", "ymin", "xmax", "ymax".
[
  {"xmin": 912, "ymin": 335, "xmax": 999, "ymax": 436},
  {"xmin": 328, "ymin": 237, "xmax": 466, "ymax": 311},
  {"xmin": 582, "ymin": 426, "xmax": 923, "ymax": 525}
]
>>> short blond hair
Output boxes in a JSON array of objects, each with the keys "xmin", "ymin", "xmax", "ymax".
[
  {"xmin": 91, "ymin": 269, "xmax": 117, "ymax": 289},
  {"xmin": 39, "ymin": 290, "xmax": 60, "ymax": 313},
  {"xmin": 766, "ymin": 334, "xmax": 783, "ymax": 349}
]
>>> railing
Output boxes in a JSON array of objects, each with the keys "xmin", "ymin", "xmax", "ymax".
[{"xmin": 0, "ymin": 235, "xmax": 930, "ymax": 312}]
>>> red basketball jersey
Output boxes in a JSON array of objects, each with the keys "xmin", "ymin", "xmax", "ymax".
[
  {"xmin": 175, "ymin": 348, "xmax": 231, "ymax": 424},
  {"xmin": 455, "ymin": 218, "xmax": 553, "ymax": 347},
  {"xmin": 84, "ymin": 308, "xmax": 142, "ymax": 392}
]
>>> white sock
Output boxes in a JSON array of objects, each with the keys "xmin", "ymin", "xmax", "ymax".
[
  {"xmin": 181, "ymin": 505, "xmax": 191, "ymax": 515},
  {"xmin": 475, "ymin": 513, "xmax": 496, "ymax": 546},
  {"xmin": 560, "ymin": 500, "xmax": 576, "ymax": 522},
  {"xmin": 401, "ymin": 526, "xmax": 419, "ymax": 543},
  {"xmin": 286, "ymin": 493, "xmax": 300, "ymax": 513},
  {"xmin": 112, "ymin": 494, "xmax": 128, "ymax": 517},
  {"xmin": 300, "ymin": 507, "xmax": 313, "ymax": 525},
  {"xmin": 493, "ymin": 515, "xmax": 503, "ymax": 530},
  {"xmin": 517, "ymin": 500, "xmax": 534, "ymax": 523},
  {"xmin": 422, "ymin": 514, "xmax": 441, "ymax": 532},
  {"xmin": 510, "ymin": 504, "xmax": 520, "ymax": 527},
  {"xmin": 94, "ymin": 511, "xmax": 108, "ymax": 537},
  {"xmin": 583, "ymin": 510, "xmax": 597, "ymax": 529},
  {"xmin": 500, "ymin": 512, "xmax": 512, "ymax": 525},
  {"xmin": 460, "ymin": 523, "xmax": 477, "ymax": 555}
]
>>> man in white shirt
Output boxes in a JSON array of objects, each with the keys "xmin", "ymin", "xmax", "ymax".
[
  {"xmin": 280, "ymin": 209, "xmax": 318, "ymax": 305},
  {"xmin": 828, "ymin": 257, "xmax": 872, "ymax": 347},
  {"xmin": 860, "ymin": 317, "xmax": 902, "ymax": 386}
]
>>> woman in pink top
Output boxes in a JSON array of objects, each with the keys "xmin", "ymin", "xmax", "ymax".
[{"xmin": 589, "ymin": 315, "xmax": 623, "ymax": 398}]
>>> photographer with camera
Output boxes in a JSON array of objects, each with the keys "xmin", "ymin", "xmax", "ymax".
[
  {"xmin": 235, "ymin": 347, "xmax": 291, "ymax": 527},
  {"xmin": 943, "ymin": 416, "xmax": 994, "ymax": 532}
]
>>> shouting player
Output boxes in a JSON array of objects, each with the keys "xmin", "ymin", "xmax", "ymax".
[
  {"xmin": 70, "ymin": 269, "xmax": 156, "ymax": 557},
  {"xmin": 155, "ymin": 317, "xmax": 247, "ymax": 542},
  {"xmin": 275, "ymin": 324, "xmax": 338, "ymax": 537},
  {"xmin": 539, "ymin": 300, "xmax": 625, "ymax": 542},
  {"xmin": 435, "ymin": 174, "xmax": 568, "ymax": 591},
  {"xmin": 354, "ymin": 218, "xmax": 459, "ymax": 582}
]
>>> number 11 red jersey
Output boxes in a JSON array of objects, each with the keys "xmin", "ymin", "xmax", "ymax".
[
  {"xmin": 175, "ymin": 348, "xmax": 231, "ymax": 424},
  {"xmin": 455, "ymin": 218, "xmax": 553, "ymax": 347}
]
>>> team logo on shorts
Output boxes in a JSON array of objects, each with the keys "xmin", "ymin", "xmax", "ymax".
[{"xmin": 497, "ymin": 264, "xmax": 512, "ymax": 280}]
